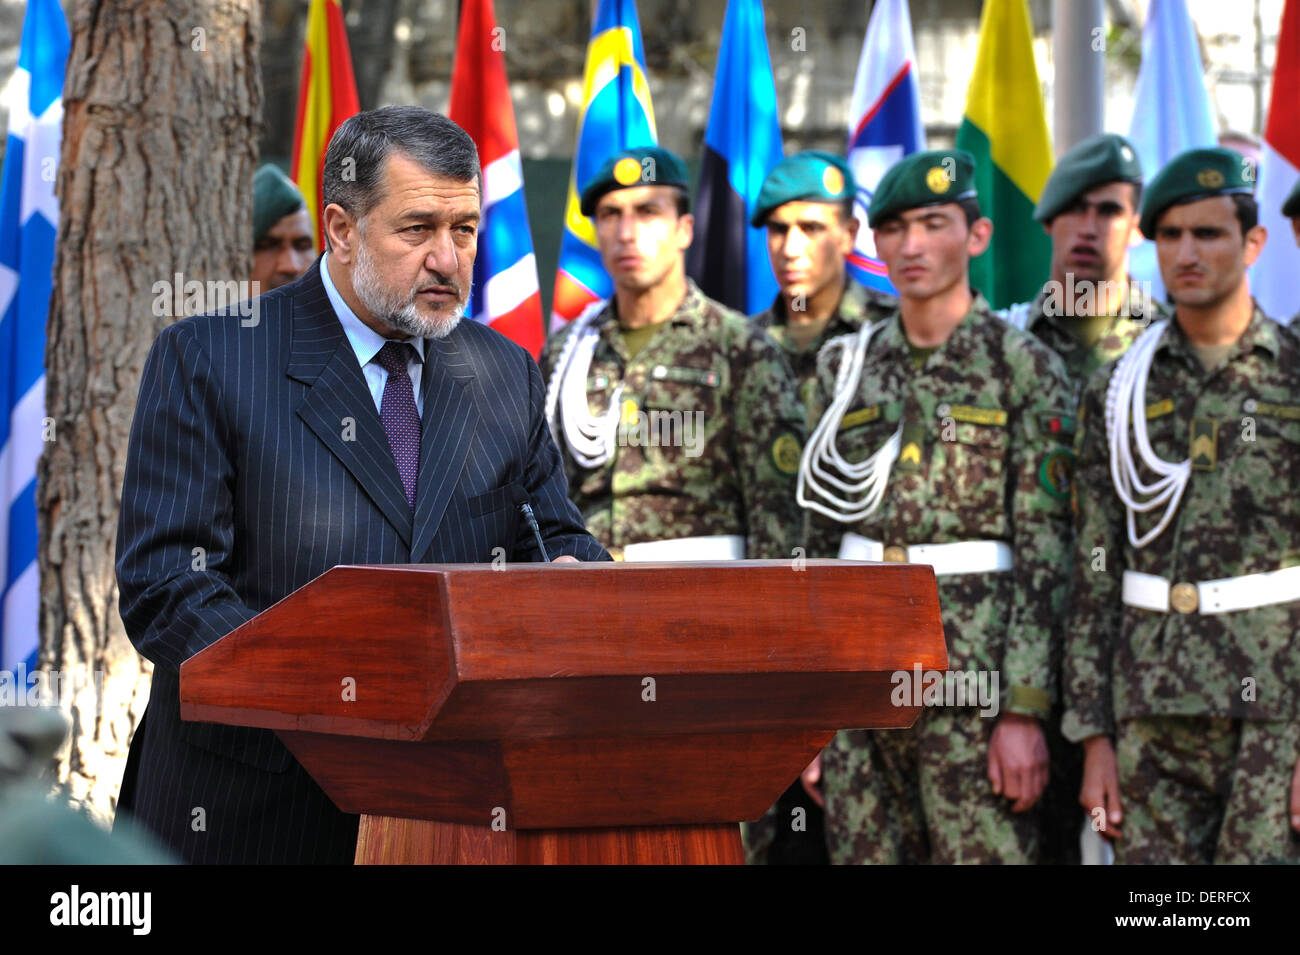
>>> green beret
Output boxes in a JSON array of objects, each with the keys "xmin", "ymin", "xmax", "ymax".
[
  {"xmin": 868, "ymin": 149, "xmax": 977, "ymax": 227},
  {"xmin": 1283, "ymin": 178, "xmax": 1300, "ymax": 219},
  {"xmin": 253, "ymin": 164, "xmax": 306, "ymax": 244},
  {"xmin": 1139, "ymin": 147, "xmax": 1255, "ymax": 239},
  {"xmin": 751, "ymin": 151, "xmax": 856, "ymax": 227},
  {"xmin": 1034, "ymin": 133, "xmax": 1143, "ymax": 223},
  {"xmin": 579, "ymin": 145, "xmax": 690, "ymax": 217}
]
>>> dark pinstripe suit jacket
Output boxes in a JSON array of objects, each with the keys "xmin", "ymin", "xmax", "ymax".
[{"xmin": 114, "ymin": 259, "xmax": 607, "ymax": 864}]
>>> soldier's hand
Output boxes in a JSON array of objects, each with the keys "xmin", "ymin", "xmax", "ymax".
[
  {"xmin": 1290, "ymin": 755, "xmax": 1300, "ymax": 834},
  {"xmin": 1079, "ymin": 734, "xmax": 1123, "ymax": 841},
  {"xmin": 800, "ymin": 752, "xmax": 824, "ymax": 808},
  {"xmin": 987, "ymin": 713, "xmax": 1048, "ymax": 813}
]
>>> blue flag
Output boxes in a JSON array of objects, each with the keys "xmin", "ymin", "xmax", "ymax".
[
  {"xmin": 686, "ymin": 0, "xmax": 784, "ymax": 316},
  {"xmin": 0, "ymin": 0, "xmax": 68, "ymax": 676},
  {"xmin": 1127, "ymin": 0, "xmax": 1216, "ymax": 301}
]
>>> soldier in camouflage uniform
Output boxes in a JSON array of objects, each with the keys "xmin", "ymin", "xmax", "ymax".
[
  {"xmin": 742, "ymin": 152, "xmax": 895, "ymax": 865},
  {"xmin": 539, "ymin": 145, "xmax": 805, "ymax": 561},
  {"xmin": 750, "ymin": 152, "xmax": 896, "ymax": 405},
  {"xmin": 800, "ymin": 150, "xmax": 1076, "ymax": 864},
  {"xmin": 1003, "ymin": 134, "xmax": 1159, "ymax": 399},
  {"xmin": 1064, "ymin": 147, "xmax": 1300, "ymax": 864},
  {"xmin": 1003, "ymin": 133, "xmax": 1162, "ymax": 864}
]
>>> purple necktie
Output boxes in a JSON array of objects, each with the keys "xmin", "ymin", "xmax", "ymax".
[{"xmin": 374, "ymin": 341, "xmax": 421, "ymax": 509}]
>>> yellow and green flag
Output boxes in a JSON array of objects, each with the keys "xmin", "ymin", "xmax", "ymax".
[{"xmin": 955, "ymin": 0, "xmax": 1053, "ymax": 308}]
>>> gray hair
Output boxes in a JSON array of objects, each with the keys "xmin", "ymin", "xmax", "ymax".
[{"xmin": 322, "ymin": 106, "xmax": 481, "ymax": 222}]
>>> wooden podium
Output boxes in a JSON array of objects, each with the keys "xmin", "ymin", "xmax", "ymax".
[{"xmin": 179, "ymin": 560, "xmax": 944, "ymax": 864}]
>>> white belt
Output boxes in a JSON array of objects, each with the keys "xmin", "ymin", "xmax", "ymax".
[
  {"xmin": 838, "ymin": 533, "xmax": 1012, "ymax": 575},
  {"xmin": 619, "ymin": 534, "xmax": 745, "ymax": 562},
  {"xmin": 1122, "ymin": 567, "xmax": 1300, "ymax": 615}
]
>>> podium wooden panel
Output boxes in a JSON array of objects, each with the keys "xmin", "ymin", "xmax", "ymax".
[{"xmin": 179, "ymin": 560, "xmax": 945, "ymax": 865}]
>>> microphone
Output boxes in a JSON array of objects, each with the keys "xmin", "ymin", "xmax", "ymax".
[{"xmin": 519, "ymin": 502, "xmax": 551, "ymax": 562}]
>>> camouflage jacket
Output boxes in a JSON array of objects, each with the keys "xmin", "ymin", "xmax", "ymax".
[
  {"xmin": 539, "ymin": 279, "xmax": 806, "ymax": 559},
  {"xmin": 1062, "ymin": 307, "xmax": 1300, "ymax": 740},
  {"xmin": 803, "ymin": 297, "xmax": 1076, "ymax": 719},
  {"xmin": 1003, "ymin": 278, "xmax": 1161, "ymax": 404},
  {"xmin": 751, "ymin": 280, "xmax": 897, "ymax": 408}
]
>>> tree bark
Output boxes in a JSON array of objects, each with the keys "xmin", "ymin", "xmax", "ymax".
[{"xmin": 40, "ymin": 0, "xmax": 261, "ymax": 824}]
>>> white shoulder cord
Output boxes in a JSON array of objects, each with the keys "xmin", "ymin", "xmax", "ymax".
[
  {"xmin": 1104, "ymin": 319, "xmax": 1191, "ymax": 549},
  {"xmin": 796, "ymin": 323, "xmax": 903, "ymax": 523},
  {"xmin": 997, "ymin": 301, "xmax": 1033, "ymax": 331},
  {"xmin": 544, "ymin": 301, "xmax": 624, "ymax": 469}
]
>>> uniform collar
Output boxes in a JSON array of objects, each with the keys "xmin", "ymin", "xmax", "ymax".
[
  {"xmin": 1156, "ymin": 302, "xmax": 1281, "ymax": 366},
  {"xmin": 597, "ymin": 276, "xmax": 710, "ymax": 337},
  {"xmin": 757, "ymin": 278, "xmax": 877, "ymax": 329},
  {"xmin": 873, "ymin": 291, "xmax": 993, "ymax": 362}
]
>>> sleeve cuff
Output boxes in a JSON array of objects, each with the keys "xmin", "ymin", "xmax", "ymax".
[{"xmin": 1006, "ymin": 685, "xmax": 1051, "ymax": 720}]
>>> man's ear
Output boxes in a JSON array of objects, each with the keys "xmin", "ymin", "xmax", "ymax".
[
  {"xmin": 1126, "ymin": 214, "xmax": 1145, "ymax": 248},
  {"xmin": 842, "ymin": 214, "xmax": 861, "ymax": 253},
  {"xmin": 322, "ymin": 203, "xmax": 357, "ymax": 264},
  {"xmin": 676, "ymin": 212, "xmax": 695, "ymax": 251},
  {"xmin": 967, "ymin": 216, "xmax": 994, "ymax": 258},
  {"xmin": 1243, "ymin": 223, "xmax": 1268, "ymax": 267}
]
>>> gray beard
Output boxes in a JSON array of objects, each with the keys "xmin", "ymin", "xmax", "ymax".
[{"xmin": 352, "ymin": 240, "xmax": 465, "ymax": 341}]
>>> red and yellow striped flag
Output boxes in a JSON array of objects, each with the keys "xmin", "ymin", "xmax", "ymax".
[{"xmin": 291, "ymin": 0, "xmax": 361, "ymax": 250}]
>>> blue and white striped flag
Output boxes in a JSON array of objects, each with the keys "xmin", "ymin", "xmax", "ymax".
[{"xmin": 0, "ymin": 0, "xmax": 68, "ymax": 676}]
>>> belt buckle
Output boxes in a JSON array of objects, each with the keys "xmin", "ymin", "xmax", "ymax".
[
  {"xmin": 883, "ymin": 545, "xmax": 908, "ymax": 563},
  {"xmin": 1170, "ymin": 582, "xmax": 1199, "ymax": 614},
  {"xmin": 608, "ymin": 547, "xmax": 625, "ymax": 562}
]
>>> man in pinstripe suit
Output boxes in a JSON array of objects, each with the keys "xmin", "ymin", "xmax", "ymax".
[{"xmin": 113, "ymin": 108, "xmax": 607, "ymax": 864}]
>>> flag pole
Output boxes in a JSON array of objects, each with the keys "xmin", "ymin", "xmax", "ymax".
[{"xmin": 1052, "ymin": 0, "xmax": 1105, "ymax": 153}]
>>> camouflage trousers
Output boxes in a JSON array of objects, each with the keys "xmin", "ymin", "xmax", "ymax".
[
  {"xmin": 822, "ymin": 706, "xmax": 1039, "ymax": 864},
  {"xmin": 1114, "ymin": 715, "xmax": 1300, "ymax": 864}
]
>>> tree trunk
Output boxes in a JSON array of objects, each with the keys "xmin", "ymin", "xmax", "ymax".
[{"xmin": 40, "ymin": 0, "xmax": 261, "ymax": 824}]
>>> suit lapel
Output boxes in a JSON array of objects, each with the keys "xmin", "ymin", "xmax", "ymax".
[
  {"xmin": 409, "ymin": 334, "xmax": 479, "ymax": 561},
  {"xmin": 287, "ymin": 262, "xmax": 414, "ymax": 549}
]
